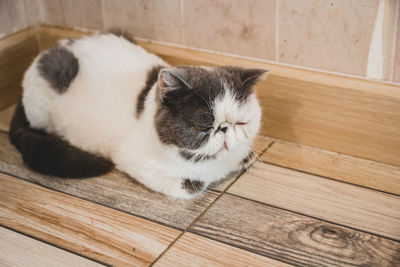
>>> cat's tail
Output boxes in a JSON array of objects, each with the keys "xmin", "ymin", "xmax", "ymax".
[{"xmin": 9, "ymin": 99, "xmax": 113, "ymax": 178}]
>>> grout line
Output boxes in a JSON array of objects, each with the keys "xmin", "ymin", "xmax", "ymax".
[
  {"xmin": 150, "ymin": 142, "xmax": 275, "ymax": 265},
  {"xmin": 179, "ymin": 0, "xmax": 186, "ymax": 45},
  {"xmin": 100, "ymin": 0, "xmax": 106, "ymax": 31},
  {"xmin": 21, "ymin": 0, "xmax": 30, "ymax": 29},
  {"xmin": 57, "ymin": 0, "xmax": 65, "ymax": 26},
  {"xmin": 274, "ymin": 0, "xmax": 280, "ymax": 61},
  {"xmin": 0, "ymin": 224, "xmax": 110, "ymax": 266},
  {"xmin": 389, "ymin": 0, "xmax": 399, "ymax": 81},
  {"xmin": 223, "ymin": 192, "xmax": 400, "ymax": 243}
]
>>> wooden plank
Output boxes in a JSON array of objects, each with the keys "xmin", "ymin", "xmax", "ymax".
[
  {"xmin": 0, "ymin": 28, "xmax": 39, "ymax": 111},
  {"xmin": 0, "ymin": 132, "xmax": 219, "ymax": 229},
  {"xmin": 211, "ymin": 136, "xmax": 274, "ymax": 192},
  {"xmin": 191, "ymin": 194, "xmax": 400, "ymax": 267},
  {"xmin": 0, "ymin": 104, "xmax": 15, "ymax": 132},
  {"xmin": 0, "ymin": 227, "xmax": 104, "ymax": 267},
  {"xmin": 0, "ymin": 173, "xmax": 181, "ymax": 266},
  {"xmin": 262, "ymin": 140, "xmax": 400, "ymax": 195},
  {"xmin": 154, "ymin": 232, "xmax": 289, "ymax": 267},
  {"xmin": 228, "ymin": 162, "xmax": 400, "ymax": 240}
]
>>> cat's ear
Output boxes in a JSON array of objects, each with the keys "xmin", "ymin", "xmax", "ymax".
[
  {"xmin": 240, "ymin": 68, "xmax": 268, "ymax": 89},
  {"xmin": 158, "ymin": 68, "xmax": 191, "ymax": 99}
]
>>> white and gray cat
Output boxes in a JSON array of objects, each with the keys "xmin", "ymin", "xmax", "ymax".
[{"xmin": 10, "ymin": 31, "xmax": 266, "ymax": 199}]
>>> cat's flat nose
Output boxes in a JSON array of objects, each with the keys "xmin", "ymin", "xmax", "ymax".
[{"xmin": 217, "ymin": 122, "xmax": 230, "ymax": 133}]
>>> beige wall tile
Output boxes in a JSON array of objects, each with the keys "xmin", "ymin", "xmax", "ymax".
[
  {"xmin": 394, "ymin": 8, "xmax": 400, "ymax": 83},
  {"xmin": 24, "ymin": 0, "xmax": 41, "ymax": 26},
  {"xmin": 278, "ymin": 0, "xmax": 379, "ymax": 76},
  {"xmin": 183, "ymin": 0, "xmax": 275, "ymax": 60},
  {"xmin": 0, "ymin": 0, "xmax": 28, "ymax": 37},
  {"xmin": 382, "ymin": 0, "xmax": 398, "ymax": 81},
  {"xmin": 62, "ymin": 0, "xmax": 103, "ymax": 29},
  {"xmin": 37, "ymin": 0, "xmax": 64, "ymax": 26},
  {"xmin": 103, "ymin": 0, "xmax": 182, "ymax": 43}
]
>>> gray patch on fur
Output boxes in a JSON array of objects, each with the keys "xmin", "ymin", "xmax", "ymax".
[
  {"xmin": 107, "ymin": 28, "xmax": 136, "ymax": 43},
  {"xmin": 136, "ymin": 65, "xmax": 164, "ymax": 118},
  {"xmin": 38, "ymin": 47, "xmax": 79, "ymax": 93},
  {"xmin": 179, "ymin": 150, "xmax": 216, "ymax": 162},
  {"xmin": 242, "ymin": 151, "xmax": 254, "ymax": 164},
  {"xmin": 216, "ymin": 67, "xmax": 267, "ymax": 103},
  {"xmin": 182, "ymin": 179, "xmax": 204, "ymax": 194}
]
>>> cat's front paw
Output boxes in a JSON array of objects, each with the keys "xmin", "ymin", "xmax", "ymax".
[
  {"xmin": 241, "ymin": 151, "xmax": 255, "ymax": 170},
  {"xmin": 160, "ymin": 178, "xmax": 206, "ymax": 199},
  {"xmin": 182, "ymin": 179, "xmax": 205, "ymax": 194}
]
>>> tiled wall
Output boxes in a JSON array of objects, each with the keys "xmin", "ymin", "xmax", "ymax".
[{"xmin": 1, "ymin": 0, "xmax": 399, "ymax": 83}]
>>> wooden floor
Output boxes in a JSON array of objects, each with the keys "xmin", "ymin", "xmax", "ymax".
[{"xmin": 0, "ymin": 105, "xmax": 399, "ymax": 267}]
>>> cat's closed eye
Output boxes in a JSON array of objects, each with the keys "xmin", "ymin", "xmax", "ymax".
[
  {"xmin": 193, "ymin": 124, "xmax": 213, "ymax": 132},
  {"xmin": 235, "ymin": 122, "xmax": 248, "ymax": 126}
]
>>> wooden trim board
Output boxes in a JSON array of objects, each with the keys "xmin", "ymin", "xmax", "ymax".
[
  {"xmin": 0, "ymin": 25, "xmax": 399, "ymax": 166},
  {"xmin": 0, "ymin": 28, "xmax": 38, "ymax": 111}
]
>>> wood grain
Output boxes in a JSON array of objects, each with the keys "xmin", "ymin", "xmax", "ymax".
[
  {"xmin": 0, "ymin": 132, "xmax": 219, "ymax": 229},
  {"xmin": 262, "ymin": 140, "xmax": 400, "ymax": 195},
  {"xmin": 154, "ymin": 232, "xmax": 290, "ymax": 267},
  {"xmin": 228, "ymin": 162, "xmax": 400, "ymax": 240},
  {"xmin": 0, "ymin": 104, "xmax": 15, "ymax": 132},
  {"xmin": 0, "ymin": 173, "xmax": 181, "ymax": 266},
  {"xmin": 0, "ymin": 28, "xmax": 39, "ymax": 111},
  {"xmin": 191, "ymin": 194, "xmax": 400, "ymax": 267},
  {"xmin": 0, "ymin": 227, "xmax": 104, "ymax": 267}
]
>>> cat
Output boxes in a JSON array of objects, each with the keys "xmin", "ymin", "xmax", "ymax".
[{"xmin": 9, "ymin": 31, "xmax": 267, "ymax": 199}]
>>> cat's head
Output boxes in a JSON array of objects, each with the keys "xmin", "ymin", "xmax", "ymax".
[{"xmin": 155, "ymin": 66, "xmax": 266, "ymax": 160}]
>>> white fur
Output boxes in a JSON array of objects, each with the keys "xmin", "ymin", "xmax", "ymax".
[{"xmin": 22, "ymin": 34, "xmax": 262, "ymax": 199}]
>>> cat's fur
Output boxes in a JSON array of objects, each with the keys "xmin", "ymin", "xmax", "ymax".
[{"xmin": 10, "ymin": 32, "xmax": 266, "ymax": 199}]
